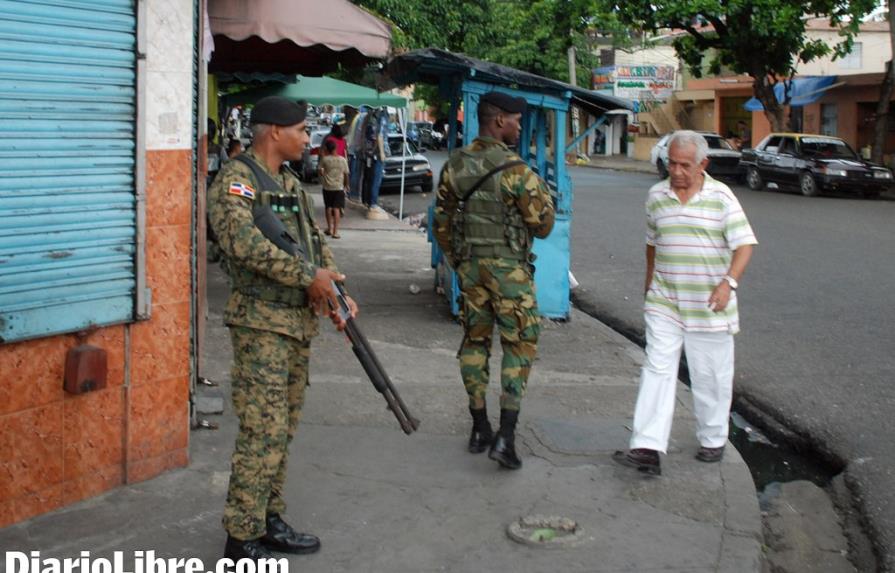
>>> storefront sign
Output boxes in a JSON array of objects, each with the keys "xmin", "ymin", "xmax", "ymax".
[{"xmin": 592, "ymin": 65, "xmax": 676, "ymax": 101}]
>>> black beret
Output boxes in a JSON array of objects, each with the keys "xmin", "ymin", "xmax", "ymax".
[
  {"xmin": 480, "ymin": 91, "xmax": 527, "ymax": 114},
  {"xmin": 251, "ymin": 96, "xmax": 307, "ymax": 126}
]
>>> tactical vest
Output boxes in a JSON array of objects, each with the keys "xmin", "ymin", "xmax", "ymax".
[
  {"xmin": 449, "ymin": 146, "xmax": 530, "ymax": 261},
  {"xmin": 224, "ymin": 155, "xmax": 324, "ymax": 307}
]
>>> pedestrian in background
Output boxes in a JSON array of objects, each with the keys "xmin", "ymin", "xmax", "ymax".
[
  {"xmin": 324, "ymin": 123, "xmax": 347, "ymax": 158},
  {"xmin": 206, "ymin": 118, "xmax": 227, "ymax": 185},
  {"xmin": 318, "ymin": 138, "xmax": 349, "ymax": 239},
  {"xmin": 736, "ymin": 120, "xmax": 751, "ymax": 150},
  {"xmin": 207, "ymin": 96, "xmax": 357, "ymax": 563},
  {"xmin": 361, "ymin": 108, "xmax": 388, "ymax": 220},
  {"xmin": 434, "ymin": 92, "xmax": 555, "ymax": 470},
  {"xmin": 346, "ymin": 105, "xmax": 366, "ymax": 202},
  {"xmin": 226, "ymin": 138, "xmax": 243, "ymax": 160},
  {"xmin": 613, "ymin": 130, "xmax": 757, "ymax": 476}
]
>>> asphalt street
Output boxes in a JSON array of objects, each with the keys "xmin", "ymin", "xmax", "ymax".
[
  {"xmin": 569, "ymin": 166, "xmax": 895, "ymax": 570},
  {"xmin": 381, "ymin": 151, "xmax": 895, "ymax": 568}
]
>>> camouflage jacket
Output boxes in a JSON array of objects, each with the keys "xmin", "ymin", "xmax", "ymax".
[
  {"xmin": 208, "ymin": 149, "xmax": 338, "ymax": 340},
  {"xmin": 434, "ymin": 137, "xmax": 555, "ymax": 267}
]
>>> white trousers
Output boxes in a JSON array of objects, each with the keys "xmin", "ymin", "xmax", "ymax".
[{"xmin": 630, "ymin": 311, "xmax": 735, "ymax": 453}]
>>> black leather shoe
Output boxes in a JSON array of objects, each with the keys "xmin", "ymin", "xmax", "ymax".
[
  {"xmin": 224, "ymin": 536, "xmax": 273, "ymax": 562},
  {"xmin": 261, "ymin": 513, "xmax": 321, "ymax": 554},
  {"xmin": 488, "ymin": 435, "xmax": 522, "ymax": 469},
  {"xmin": 612, "ymin": 448, "xmax": 661, "ymax": 476},
  {"xmin": 468, "ymin": 427, "xmax": 494, "ymax": 453}
]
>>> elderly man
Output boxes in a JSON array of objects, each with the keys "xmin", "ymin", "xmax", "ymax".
[
  {"xmin": 613, "ymin": 130, "xmax": 757, "ymax": 476},
  {"xmin": 208, "ymin": 96, "xmax": 356, "ymax": 561}
]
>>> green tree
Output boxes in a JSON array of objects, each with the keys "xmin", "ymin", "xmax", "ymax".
[
  {"xmin": 600, "ymin": 0, "xmax": 879, "ymax": 131},
  {"xmin": 353, "ymin": 0, "xmax": 603, "ymax": 109},
  {"xmin": 484, "ymin": 0, "xmax": 600, "ymax": 87}
]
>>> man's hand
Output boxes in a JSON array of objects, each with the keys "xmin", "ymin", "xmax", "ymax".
[
  {"xmin": 307, "ymin": 269, "xmax": 344, "ymax": 317},
  {"xmin": 708, "ymin": 280, "xmax": 732, "ymax": 313},
  {"xmin": 330, "ymin": 295, "xmax": 358, "ymax": 332}
]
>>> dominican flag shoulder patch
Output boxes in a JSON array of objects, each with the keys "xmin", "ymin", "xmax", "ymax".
[{"xmin": 228, "ymin": 182, "xmax": 256, "ymax": 199}]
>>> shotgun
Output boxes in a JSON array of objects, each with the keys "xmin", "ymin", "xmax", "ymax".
[{"xmin": 252, "ymin": 203, "xmax": 419, "ymax": 434}]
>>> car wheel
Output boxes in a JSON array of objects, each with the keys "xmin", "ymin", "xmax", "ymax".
[
  {"xmin": 746, "ymin": 167, "xmax": 764, "ymax": 190},
  {"xmin": 421, "ymin": 182, "xmax": 433, "ymax": 194},
  {"xmin": 799, "ymin": 172, "xmax": 818, "ymax": 197},
  {"xmin": 656, "ymin": 159, "xmax": 668, "ymax": 179}
]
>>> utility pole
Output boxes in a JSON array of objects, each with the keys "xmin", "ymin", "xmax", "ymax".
[{"xmin": 568, "ymin": 45, "xmax": 581, "ymax": 157}]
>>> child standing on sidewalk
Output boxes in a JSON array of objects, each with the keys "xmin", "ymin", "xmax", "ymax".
[{"xmin": 318, "ymin": 139, "xmax": 350, "ymax": 238}]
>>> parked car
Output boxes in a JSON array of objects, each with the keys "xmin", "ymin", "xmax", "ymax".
[
  {"xmin": 380, "ymin": 134, "xmax": 434, "ymax": 194},
  {"xmin": 739, "ymin": 133, "xmax": 894, "ymax": 197},
  {"xmin": 650, "ymin": 131, "xmax": 742, "ymax": 180},
  {"xmin": 407, "ymin": 121, "xmax": 444, "ymax": 150}
]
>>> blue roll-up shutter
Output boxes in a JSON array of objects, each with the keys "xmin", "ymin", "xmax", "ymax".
[{"xmin": 0, "ymin": 0, "xmax": 137, "ymax": 343}]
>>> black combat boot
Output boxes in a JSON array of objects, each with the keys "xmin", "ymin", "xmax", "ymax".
[
  {"xmin": 224, "ymin": 535, "xmax": 273, "ymax": 562},
  {"xmin": 468, "ymin": 407, "xmax": 494, "ymax": 453},
  {"xmin": 488, "ymin": 409, "xmax": 522, "ymax": 470},
  {"xmin": 261, "ymin": 513, "xmax": 321, "ymax": 554}
]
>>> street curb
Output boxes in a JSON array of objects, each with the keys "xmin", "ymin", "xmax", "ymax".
[{"xmin": 576, "ymin": 161, "xmax": 656, "ymax": 175}]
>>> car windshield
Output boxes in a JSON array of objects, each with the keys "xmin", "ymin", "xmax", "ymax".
[
  {"xmin": 705, "ymin": 136, "xmax": 735, "ymax": 151},
  {"xmin": 387, "ymin": 137, "xmax": 419, "ymax": 157},
  {"xmin": 799, "ymin": 138, "xmax": 858, "ymax": 159}
]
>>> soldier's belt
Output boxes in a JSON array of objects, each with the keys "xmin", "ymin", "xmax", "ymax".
[{"xmin": 236, "ymin": 285, "xmax": 307, "ymax": 307}]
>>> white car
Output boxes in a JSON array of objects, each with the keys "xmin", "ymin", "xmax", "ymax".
[
  {"xmin": 380, "ymin": 134, "xmax": 434, "ymax": 193},
  {"xmin": 650, "ymin": 131, "xmax": 742, "ymax": 180}
]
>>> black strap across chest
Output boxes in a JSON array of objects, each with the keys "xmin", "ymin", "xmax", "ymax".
[
  {"xmin": 233, "ymin": 154, "xmax": 286, "ymax": 195},
  {"xmin": 459, "ymin": 160, "xmax": 527, "ymax": 204}
]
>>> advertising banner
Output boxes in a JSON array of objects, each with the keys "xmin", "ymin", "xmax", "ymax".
[{"xmin": 593, "ymin": 65, "xmax": 676, "ymax": 101}]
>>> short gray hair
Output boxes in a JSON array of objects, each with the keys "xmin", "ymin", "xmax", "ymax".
[
  {"xmin": 251, "ymin": 123, "xmax": 272, "ymax": 140},
  {"xmin": 668, "ymin": 130, "xmax": 709, "ymax": 163}
]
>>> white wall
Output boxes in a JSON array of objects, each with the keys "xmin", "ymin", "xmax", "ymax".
[
  {"xmin": 798, "ymin": 28, "xmax": 891, "ymax": 76},
  {"xmin": 145, "ymin": 0, "xmax": 195, "ymax": 150}
]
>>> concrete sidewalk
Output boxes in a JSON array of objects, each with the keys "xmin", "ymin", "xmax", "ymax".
[
  {"xmin": 0, "ymin": 190, "xmax": 762, "ymax": 572},
  {"xmin": 581, "ymin": 155, "xmax": 656, "ymax": 175}
]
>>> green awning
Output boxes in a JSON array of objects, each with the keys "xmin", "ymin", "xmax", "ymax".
[{"xmin": 224, "ymin": 75, "xmax": 406, "ymax": 108}]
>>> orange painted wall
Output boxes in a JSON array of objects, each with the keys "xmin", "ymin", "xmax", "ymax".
[
  {"xmin": 752, "ymin": 112, "xmax": 772, "ymax": 146},
  {"xmin": 0, "ymin": 149, "xmax": 193, "ymax": 527},
  {"xmin": 685, "ymin": 74, "xmax": 895, "ymax": 160}
]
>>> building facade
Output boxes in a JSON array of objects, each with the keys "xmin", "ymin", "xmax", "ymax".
[
  {"xmin": 671, "ymin": 20, "xmax": 894, "ymax": 163},
  {"xmin": 0, "ymin": 0, "xmax": 198, "ymax": 526}
]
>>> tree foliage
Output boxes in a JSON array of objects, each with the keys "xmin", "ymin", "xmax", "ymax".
[
  {"xmin": 352, "ymin": 0, "xmax": 602, "ymax": 113},
  {"xmin": 601, "ymin": 0, "xmax": 879, "ymax": 131}
]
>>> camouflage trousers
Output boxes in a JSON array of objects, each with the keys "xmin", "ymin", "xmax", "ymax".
[
  {"xmin": 456, "ymin": 258, "xmax": 540, "ymax": 412},
  {"xmin": 223, "ymin": 326, "xmax": 311, "ymax": 540}
]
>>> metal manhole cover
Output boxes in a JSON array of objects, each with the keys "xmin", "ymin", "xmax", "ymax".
[{"xmin": 506, "ymin": 515, "xmax": 584, "ymax": 548}]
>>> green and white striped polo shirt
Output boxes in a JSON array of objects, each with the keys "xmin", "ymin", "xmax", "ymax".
[{"xmin": 645, "ymin": 174, "xmax": 757, "ymax": 333}]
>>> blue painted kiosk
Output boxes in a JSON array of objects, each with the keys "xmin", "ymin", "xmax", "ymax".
[{"xmin": 385, "ymin": 49, "xmax": 633, "ymax": 319}]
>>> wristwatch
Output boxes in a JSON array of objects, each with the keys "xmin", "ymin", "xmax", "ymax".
[{"xmin": 723, "ymin": 275, "xmax": 738, "ymax": 290}]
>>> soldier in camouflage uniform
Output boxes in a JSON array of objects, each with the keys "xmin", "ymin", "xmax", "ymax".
[
  {"xmin": 207, "ymin": 97, "xmax": 357, "ymax": 562},
  {"xmin": 434, "ymin": 92, "xmax": 555, "ymax": 470}
]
